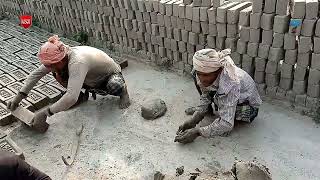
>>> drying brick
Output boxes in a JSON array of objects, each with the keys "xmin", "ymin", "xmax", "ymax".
[
  {"xmin": 192, "ymin": 7, "xmax": 200, "ymax": 22},
  {"xmin": 231, "ymin": 52, "xmax": 242, "ymax": 65},
  {"xmin": 294, "ymin": 65, "xmax": 307, "ymax": 81},
  {"xmin": 249, "ymin": 28, "xmax": 261, "ymax": 43},
  {"xmin": 315, "ymin": 19, "xmax": 320, "ymax": 37},
  {"xmin": 284, "ymin": 49, "xmax": 298, "ymax": 65},
  {"xmin": 261, "ymin": 30, "xmax": 273, "ymax": 45},
  {"xmin": 201, "ymin": 22, "xmax": 209, "ymax": 35},
  {"xmin": 307, "ymin": 84, "xmax": 320, "ymax": 97},
  {"xmin": 264, "ymin": 0, "xmax": 277, "ymax": 13},
  {"xmin": 311, "ymin": 53, "xmax": 320, "ymax": 70},
  {"xmin": 261, "ymin": 13, "xmax": 275, "ymax": 30},
  {"xmin": 239, "ymin": 26, "xmax": 250, "ymax": 42},
  {"xmin": 208, "ymin": 24, "xmax": 217, "ymax": 36},
  {"xmin": 225, "ymin": 38, "xmax": 238, "ymax": 52},
  {"xmin": 192, "ymin": 21, "xmax": 201, "ymax": 33},
  {"xmin": 250, "ymin": 12, "xmax": 262, "ymax": 29},
  {"xmin": 292, "ymin": 0, "xmax": 306, "ymax": 19},
  {"xmin": 276, "ymin": 0, "xmax": 290, "ymax": 15},
  {"xmin": 295, "ymin": 94, "xmax": 307, "ymax": 106},
  {"xmin": 272, "ymin": 32, "xmax": 284, "ymax": 48},
  {"xmin": 237, "ymin": 40, "xmax": 247, "ymax": 54},
  {"xmin": 308, "ymin": 68, "xmax": 320, "ymax": 85},
  {"xmin": 216, "ymin": 37, "xmax": 226, "ymax": 50},
  {"xmin": 254, "ymin": 71, "xmax": 265, "ymax": 83},
  {"xmin": 227, "ymin": 2, "xmax": 252, "ymax": 24},
  {"xmin": 188, "ymin": 32, "xmax": 199, "ymax": 45},
  {"xmin": 280, "ymin": 77, "xmax": 293, "ymax": 90},
  {"xmin": 266, "ymin": 61, "xmax": 279, "ymax": 74},
  {"xmin": 305, "ymin": 0, "xmax": 319, "ymax": 20},
  {"xmin": 273, "ymin": 15, "xmax": 290, "ymax": 33},
  {"xmin": 258, "ymin": 44, "xmax": 270, "ymax": 59},
  {"xmin": 266, "ymin": 73, "xmax": 280, "ymax": 87},
  {"xmin": 217, "ymin": 2, "xmax": 239, "ymax": 23},
  {"xmin": 227, "ymin": 24, "xmax": 238, "ymax": 38},
  {"xmin": 252, "ymin": 0, "xmax": 263, "ymax": 13},
  {"xmin": 284, "ymin": 33, "xmax": 297, "ymax": 50},
  {"xmin": 280, "ymin": 62, "xmax": 294, "ymax": 78},
  {"xmin": 207, "ymin": 7, "xmax": 217, "ymax": 24},
  {"xmin": 217, "ymin": 23, "xmax": 227, "ymax": 37},
  {"xmin": 268, "ymin": 47, "xmax": 284, "ymax": 62},
  {"xmin": 293, "ymin": 80, "xmax": 307, "ymax": 95},
  {"xmin": 200, "ymin": 7, "xmax": 209, "ymax": 22},
  {"xmin": 301, "ymin": 19, "xmax": 316, "ymax": 37},
  {"xmin": 297, "ymin": 53, "xmax": 311, "ymax": 67},
  {"xmin": 255, "ymin": 57, "xmax": 267, "ymax": 71},
  {"xmin": 298, "ymin": 36, "xmax": 312, "ymax": 53},
  {"xmin": 239, "ymin": 6, "xmax": 252, "ymax": 27}
]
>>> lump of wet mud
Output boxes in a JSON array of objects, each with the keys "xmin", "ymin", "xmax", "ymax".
[
  {"xmin": 156, "ymin": 160, "xmax": 272, "ymax": 180},
  {"xmin": 154, "ymin": 171, "xmax": 165, "ymax": 180},
  {"xmin": 176, "ymin": 166, "xmax": 184, "ymax": 176},
  {"xmin": 232, "ymin": 160, "xmax": 272, "ymax": 180},
  {"xmin": 141, "ymin": 98, "xmax": 167, "ymax": 120}
]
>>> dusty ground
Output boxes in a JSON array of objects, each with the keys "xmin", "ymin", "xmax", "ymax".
[{"xmin": 4, "ymin": 60, "xmax": 319, "ymax": 180}]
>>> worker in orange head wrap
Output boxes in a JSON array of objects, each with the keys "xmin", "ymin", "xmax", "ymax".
[{"xmin": 7, "ymin": 35, "xmax": 131, "ymax": 133}]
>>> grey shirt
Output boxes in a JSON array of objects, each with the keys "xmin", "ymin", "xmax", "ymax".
[
  {"xmin": 196, "ymin": 67, "xmax": 262, "ymax": 137},
  {"xmin": 20, "ymin": 46, "xmax": 121, "ymax": 114}
]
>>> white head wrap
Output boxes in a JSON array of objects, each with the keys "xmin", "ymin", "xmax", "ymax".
[{"xmin": 193, "ymin": 48, "xmax": 238, "ymax": 81}]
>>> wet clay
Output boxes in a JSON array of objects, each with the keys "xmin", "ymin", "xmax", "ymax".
[{"xmin": 141, "ymin": 98, "xmax": 167, "ymax": 120}]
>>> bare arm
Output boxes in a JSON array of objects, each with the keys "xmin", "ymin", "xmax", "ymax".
[
  {"xmin": 20, "ymin": 65, "xmax": 50, "ymax": 94},
  {"xmin": 49, "ymin": 62, "xmax": 88, "ymax": 114},
  {"xmin": 199, "ymin": 86, "xmax": 240, "ymax": 138}
]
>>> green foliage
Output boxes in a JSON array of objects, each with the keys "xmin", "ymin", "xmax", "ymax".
[
  {"xmin": 72, "ymin": 31, "xmax": 88, "ymax": 45},
  {"xmin": 32, "ymin": 19, "xmax": 41, "ymax": 28},
  {"xmin": 313, "ymin": 106, "xmax": 320, "ymax": 124}
]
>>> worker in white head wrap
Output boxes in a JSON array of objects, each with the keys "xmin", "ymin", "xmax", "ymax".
[
  {"xmin": 175, "ymin": 49, "xmax": 262, "ymax": 144},
  {"xmin": 192, "ymin": 48, "xmax": 238, "ymax": 81}
]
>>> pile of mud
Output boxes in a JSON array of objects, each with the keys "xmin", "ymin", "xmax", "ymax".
[{"xmin": 154, "ymin": 160, "xmax": 272, "ymax": 180}]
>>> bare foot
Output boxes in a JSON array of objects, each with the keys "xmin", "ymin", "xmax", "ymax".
[
  {"xmin": 119, "ymin": 95, "xmax": 131, "ymax": 109},
  {"xmin": 119, "ymin": 86, "xmax": 131, "ymax": 109}
]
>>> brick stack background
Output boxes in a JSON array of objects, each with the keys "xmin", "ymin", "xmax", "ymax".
[
  {"xmin": 0, "ymin": 21, "xmax": 77, "ymax": 125},
  {"xmin": 0, "ymin": 0, "xmax": 320, "ymax": 119}
]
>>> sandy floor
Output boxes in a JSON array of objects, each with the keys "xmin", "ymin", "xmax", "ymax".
[{"xmin": 3, "ymin": 60, "xmax": 318, "ymax": 180}]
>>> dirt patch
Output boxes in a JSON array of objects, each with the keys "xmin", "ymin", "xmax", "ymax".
[{"xmin": 155, "ymin": 160, "xmax": 271, "ymax": 180}]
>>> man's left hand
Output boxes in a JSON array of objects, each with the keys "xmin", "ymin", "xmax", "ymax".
[
  {"xmin": 174, "ymin": 128, "xmax": 201, "ymax": 144},
  {"xmin": 31, "ymin": 109, "xmax": 49, "ymax": 133}
]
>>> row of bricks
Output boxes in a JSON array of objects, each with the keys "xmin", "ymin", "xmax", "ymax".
[
  {"xmin": 257, "ymin": 84, "xmax": 319, "ymax": 108},
  {"xmin": 237, "ymin": 38, "xmax": 317, "ymax": 58},
  {"xmin": 249, "ymin": 13, "xmax": 320, "ymax": 38},
  {"xmin": 253, "ymin": 0, "xmax": 318, "ymax": 19},
  {"xmin": 231, "ymin": 53, "xmax": 320, "ymax": 97},
  {"xmin": 254, "ymin": 72, "xmax": 319, "ymax": 98}
]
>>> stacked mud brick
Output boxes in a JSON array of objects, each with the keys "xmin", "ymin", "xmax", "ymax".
[
  {"xmin": 0, "ymin": 21, "xmax": 72, "ymax": 125},
  {"xmin": 235, "ymin": 0, "xmax": 320, "ymax": 109}
]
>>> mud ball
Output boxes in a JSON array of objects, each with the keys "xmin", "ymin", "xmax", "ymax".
[
  {"xmin": 233, "ymin": 161, "xmax": 272, "ymax": 180},
  {"xmin": 141, "ymin": 99, "xmax": 167, "ymax": 120}
]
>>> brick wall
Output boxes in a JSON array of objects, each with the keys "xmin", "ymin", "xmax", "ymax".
[{"xmin": 1, "ymin": 0, "xmax": 320, "ymax": 111}]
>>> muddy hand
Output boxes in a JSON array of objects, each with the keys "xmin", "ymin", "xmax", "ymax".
[
  {"xmin": 176, "ymin": 119, "xmax": 198, "ymax": 135},
  {"xmin": 7, "ymin": 93, "xmax": 25, "ymax": 111},
  {"xmin": 174, "ymin": 128, "xmax": 200, "ymax": 144},
  {"xmin": 185, "ymin": 107, "xmax": 196, "ymax": 115},
  {"xmin": 31, "ymin": 109, "xmax": 49, "ymax": 133}
]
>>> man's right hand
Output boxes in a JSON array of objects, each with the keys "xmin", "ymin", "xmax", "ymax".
[
  {"xmin": 7, "ymin": 93, "xmax": 25, "ymax": 111},
  {"xmin": 176, "ymin": 119, "xmax": 198, "ymax": 135}
]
